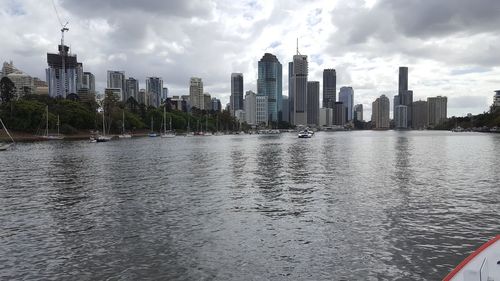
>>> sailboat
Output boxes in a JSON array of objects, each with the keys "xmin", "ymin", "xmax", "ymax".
[
  {"xmin": 41, "ymin": 106, "xmax": 64, "ymax": 140},
  {"xmin": 186, "ymin": 117, "xmax": 194, "ymax": 137},
  {"xmin": 118, "ymin": 110, "xmax": 132, "ymax": 138},
  {"xmin": 204, "ymin": 116, "xmax": 212, "ymax": 136},
  {"xmin": 0, "ymin": 118, "xmax": 15, "ymax": 151},
  {"xmin": 91, "ymin": 103, "xmax": 111, "ymax": 142},
  {"xmin": 194, "ymin": 119, "xmax": 204, "ymax": 136},
  {"xmin": 161, "ymin": 107, "xmax": 175, "ymax": 138},
  {"xmin": 214, "ymin": 115, "xmax": 223, "ymax": 136},
  {"xmin": 149, "ymin": 117, "xmax": 159, "ymax": 137}
]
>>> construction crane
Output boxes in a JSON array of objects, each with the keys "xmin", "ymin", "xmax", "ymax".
[{"xmin": 52, "ymin": 0, "xmax": 69, "ymax": 97}]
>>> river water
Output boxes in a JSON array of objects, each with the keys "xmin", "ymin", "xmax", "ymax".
[{"xmin": 1, "ymin": 131, "xmax": 499, "ymax": 280}]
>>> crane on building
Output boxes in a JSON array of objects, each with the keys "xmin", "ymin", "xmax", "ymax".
[{"xmin": 52, "ymin": 0, "xmax": 69, "ymax": 97}]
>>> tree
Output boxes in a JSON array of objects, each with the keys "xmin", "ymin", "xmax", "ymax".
[{"xmin": 0, "ymin": 77, "xmax": 16, "ymax": 103}]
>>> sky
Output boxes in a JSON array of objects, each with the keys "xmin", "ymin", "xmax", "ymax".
[{"xmin": 1, "ymin": 0, "xmax": 500, "ymax": 118}]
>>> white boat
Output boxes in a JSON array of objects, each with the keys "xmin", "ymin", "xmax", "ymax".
[
  {"xmin": 149, "ymin": 117, "xmax": 159, "ymax": 137},
  {"xmin": 443, "ymin": 235, "xmax": 500, "ymax": 281},
  {"xmin": 161, "ymin": 107, "xmax": 175, "ymax": 138},
  {"xmin": 41, "ymin": 106, "xmax": 64, "ymax": 140},
  {"xmin": 298, "ymin": 130, "xmax": 313, "ymax": 138},
  {"xmin": 118, "ymin": 111, "xmax": 132, "ymax": 138},
  {"xmin": 92, "ymin": 102, "xmax": 111, "ymax": 142},
  {"xmin": 0, "ymin": 117, "xmax": 15, "ymax": 151}
]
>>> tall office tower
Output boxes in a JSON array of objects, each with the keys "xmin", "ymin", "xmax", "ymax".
[
  {"xmin": 399, "ymin": 67, "xmax": 408, "ymax": 95},
  {"xmin": 256, "ymin": 94, "xmax": 268, "ymax": 126},
  {"xmin": 307, "ymin": 81, "xmax": 320, "ymax": 126},
  {"xmin": 282, "ymin": 96, "xmax": 289, "ymax": 123},
  {"xmin": 394, "ymin": 105, "xmax": 408, "ymax": 129},
  {"xmin": 46, "ymin": 44, "xmax": 80, "ymax": 98},
  {"xmin": 353, "ymin": 104, "xmax": 363, "ymax": 121},
  {"xmin": 107, "ymin": 71, "xmax": 126, "ymax": 100},
  {"xmin": 211, "ymin": 98, "xmax": 222, "ymax": 112},
  {"xmin": 146, "ymin": 77, "xmax": 163, "ymax": 107},
  {"xmin": 76, "ymin": 63, "xmax": 83, "ymax": 91},
  {"xmin": 138, "ymin": 89, "xmax": 146, "ymax": 105},
  {"xmin": 339, "ymin": 86, "xmax": 354, "ymax": 121},
  {"xmin": 396, "ymin": 66, "xmax": 413, "ymax": 128},
  {"xmin": 189, "ymin": 77, "xmax": 204, "ymax": 110},
  {"xmin": 257, "ymin": 53, "xmax": 282, "ymax": 123},
  {"xmin": 244, "ymin": 90, "xmax": 256, "ymax": 125},
  {"xmin": 292, "ymin": 54, "xmax": 308, "ymax": 125},
  {"xmin": 427, "ymin": 96, "xmax": 448, "ymax": 127},
  {"xmin": 288, "ymin": 61, "xmax": 294, "ymax": 124},
  {"xmin": 323, "ymin": 69, "xmax": 336, "ymax": 108},
  {"xmin": 412, "ymin": 100, "xmax": 428, "ymax": 130},
  {"xmin": 125, "ymin": 77, "xmax": 139, "ymax": 102},
  {"xmin": 82, "ymin": 72, "xmax": 95, "ymax": 93},
  {"xmin": 230, "ymin": 73, "xmax": 244, "ymax": 116},
  {"xmin": 162, "ymin": 87, "xmax": 168, "ymax": 102},
  {"xmin": 372, "ymin": 94, "xmax": 390, "ymax": 129},
  {"xmin": 332, "ymin": 102, "xmax": 345, "ymax": 126},
  {"xmin": 319, "ymin": 108, "xmax": 333, "ymax": 126},
  {"xmin": 203, "ymin": 93, "xmax": 211, "ymax": 110}
]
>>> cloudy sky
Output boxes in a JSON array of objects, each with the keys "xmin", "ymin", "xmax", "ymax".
[{"xmin": 2, "ymin": 0, "xmax": 500, "ymax": 118}]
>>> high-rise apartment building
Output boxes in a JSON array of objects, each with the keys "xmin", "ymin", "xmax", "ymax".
[
  {"xmin": 394, "ymin": 105, "xmax": 408, "ymax": 129},
  {"xmin": 230, "ymin": 73, "xmax": 244, "ymax": 115},
  {"xmin": 256, "ymin": 95, "xmax": 268, "ymax": 126},
  {"xmin": 244, "ymin": 90, "xmax": 256, "ymax": 125},
  {"xmin": 412, "ymin": 100, "xmax": 428, "ymax": 130},
  {"xmin": 323, "ymin": 69, "xmax": 336, "ymax": 108},
  {"xmin": 107, "ymin": 71, "xmax": 126, "ymax": 101},
  {"xmin": 372, "ymin": 94, "xmax": 390, "ymax": 129},
  {"xmin": 257, "ymin": 53, "xmax": 282, "ymax": 123},
  {"xmin": 203, "ymin": 93, "xmax": 212, "ymax": 111},
  {"xmin": 189, "ymin": 77, "xmax": 204, "ymax": 110},
  {"xmin": 292, "ymin": 54, "xmax": 308, "ymax": 125},
  {"xmin": 146, "ymin": 77, "xmax": 163, "ymax": 107},
  {"xmin": 319, "ymin": 108, "xmax": 333, "ymax": 127},
  {"xmin": 339, "ymin": 86, "xmax": 354, "ymax": 121},
  {"xmin": 332, "ymin": 102, "xmax": 345, "ymax": 126},
  {"xmin": 427, "ymin": 96, "xmax": 447, "ymax": 127},
  {"xmin": 307, "ymin": 81, "xmax": 319, "ymax": 126},
  {"xmin": 353, "ymin": 104, "xmax": 363, "ymax": 121},
  {"xmin": 125, "ymin": 77, "xmax": 139, "ymax": 102},
  {"xmin": 395, "ymin": 67, "xmax": 413, "ymax": 128},
  {"xmin": 46, "ymin": 44, "xmax": 80, "ymax": 98}
]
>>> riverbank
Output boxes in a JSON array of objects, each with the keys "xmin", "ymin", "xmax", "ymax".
[{"xmin": 0, "ymin": 130, "xmax": 154, "ymax": 142}]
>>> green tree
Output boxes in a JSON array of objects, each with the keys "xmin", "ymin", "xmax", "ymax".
[{"xmin": 0, "ymin": 77, "xmax": 16, "ymax": 103}]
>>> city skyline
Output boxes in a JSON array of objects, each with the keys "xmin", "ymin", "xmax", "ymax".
[{"xmin": 1, "ymin": 0, "xmax": 500, "ymax": 118}]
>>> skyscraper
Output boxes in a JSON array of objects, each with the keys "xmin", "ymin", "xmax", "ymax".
[
  {"xmin": 146, "ymin": 77, "xmax": 163, "ymax": 107},
  {"xmin": 82, "ymin": 72, "xmax": 95, "ymax": 93},
  {"xmin": 427, "ymin": 96, "xmax": 447, "ymax": 127},
  {"xmin": 372, "ymin": 95, "xmax": 390, "ymax": 129},
  {"xmin": 412, "ymin": 100, "xmax": 428, "ymax": 130},
  {"xmin": 257, "ymin": 53, "xmax": 282, "ymax": 123},
  {"xmin": 189, "ymin": 77, "xmax": 204, "ymax": 110},
  {"xmin": 107, "ymin": 71, "xmax": 126, "ymax": 101},
  {"xmin": 292, "ymin": 54, "xmax": 308, "ymax": 125},
  {"xmin": 323, "ymin": 69, "xmax": 336, "ymax": 108},
  {"xmin": 282, "ymin": 96, "xmax": 289, "ymax": 123},
  {"xmin": 256, "ymin": 95, "xmax": 268, "ymax": 126},
  {"xmin": 125, "ymin": 77, "xmax": 139, "ymax": 102},
  {"xmin": 307, "ymin": 81, "xmax": 319, "ymax": 126},
  {"xmin": 395, "ymin": 67, "xmax": 413, "ymax": 128},
  {"xmin": 230, "ymin": 73, "xmax": 244, "ymax": 116},
  {"xmin": 339, "ymin": 87, "xmax": 354, "ymax": 121},
  {"xmin": 394, "ymin": 105, "xmax": 408, "ymax": 129},
  {"xmin": 288, "ymin": 61, "xmax": 294, "ymax": 124},
  {"xmin": 353, "ymin": 104, "xmax": 363, "ymax": 121},
  {"xmin": 399, "ymin": 66, "xmax": 408, "ymax": 96},
  {"xmin": 46, "ymin": 44, "xmax": 80, "ymax": 98},
  {"xmin": 332, "ymin": 102, "xmax": 345, "ymax": 126},
  {"xmin": 244, "ymin": 90, "xmax": 256, "ymax": 125}
]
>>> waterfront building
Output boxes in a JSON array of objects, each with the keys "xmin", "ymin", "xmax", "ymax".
[
  {"xmin": 307, "ymin": 81, "xmax": 320, "ymax": 126},
  {"xmin": 288, "ymin": 61, "xmax": 294, "ymax": 124},
  {"xmin": 256, "ymin": 95, "xmax": 268, "ymax": 126},
  {"xmin": 395, "ymin": 67, "xmax": 413, "ymax": 128},
  {"xmin": 332, "ymin": 102, "xmax": 345, "ymax": 126},
  {"xmin": 282, "ymin": 96, "xmax": 289, "ymax": 123},
  {"xmin": 427, "ymin": 96, "xmax": 447, "ymax": 127},
  {"xmin": 399, "ymin": 66, "xmax": 408, "ymax": 95},
  {"xmin": 394, "ymin": 105, "xmax": 408, "ymax": 129},
  {"xmin": 257, "ymin": 53, "xmax": 282, "ymax": 123},
  {"xmin": 125, "ymin": 77, "xmax": 139, "ymax": 102},
  {"xmin": 107, "ymin": 71, "xmax": 126, "ymax": 101},
  {"xmin": 354, "ymin": 104, "xmax": 363, "ymax": 121},
  {"xmin": 146, "ymin": 77, "xmax": 163, "ymax": 107},
  {"xmin": 339, "ymin": 86, "xmax": 354, "ymax": 121},
  {"xmin": 203, "ymin": 93, "xmax": 212, "ymax": 110},
  {"xmin": 230, "ymin": 73, "xmax": 244, "ymax": 116},
  {"xmin": 138, "ymin": 89, "xmax": 146, "ymax": 105},
  {"xmin": 372, "ymin": 95, "xmax": 390, "ymax": 129},
  {"xmin": 7, "ymin": 72, "xmax": 35, "ymax": 98},
  {"xmin": 189, "ymin": 77, "xmax": 204, "ymax": 110},
  {"xmin": 46, "ymin": 44, "xmax": 80, "ymax": 98},
  {"xmin": 211, "ymin": 98, "xmax": 222, "ymax": 112},
  {"xmin": 319, "ymin": 108, "xmax": 333, "ymax": 127},
  {"xmin": 291, "ymin": 54, "xmax": 308, "ymax": 125},
  {"xmin": 82, "ymin": 72, "xmax": 95, "ymax": 93},
  {"xmin": 412, "ymin": 100, "xmax": 428, "ymax": 130},
  {"xmin": 494, "ymin": 90, "xmax": 500, "ymax": 108},
  {"xmin": 323, "ymin": 69, "xmax": 336, "ymax": 108},
  {"xmin": 244, "ymin": 90, "xmax": 256, "ymax": 125}
]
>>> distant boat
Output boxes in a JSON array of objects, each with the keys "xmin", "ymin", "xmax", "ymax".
[
  {"xmin": 118, "ymin": 110, "xmax": 132, "ymax": 138},
  {"xmin": 0, "ymin": 117, "xmax": 15, "ymax": 151},
  {"xmin": 298, "ymin": 128, "xmax": 314, "ymax": 138},
  {"xmin": 149, "ymin": 117, "xmax": 159, "ymax": 137},
  {"xmin": 443, "ymin": 235, "xmax": 500, "ymax": 281},
  {"xmin": 161, "ymin": 107, "xmax": 175, "ymax": 138},
  {"xmin": 91, "ymin": 102, "xmax": 111, "ymax": 142},
  {"xmin": 41, "ymin": 106, "xmax": 64, "ymax": 140}
]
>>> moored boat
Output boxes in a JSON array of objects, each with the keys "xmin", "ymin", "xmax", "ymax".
[{"xmin": 443, "ymin": 235, "xmax": 500, "ymax": 281}]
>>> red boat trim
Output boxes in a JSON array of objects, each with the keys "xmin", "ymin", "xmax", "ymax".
[{"xmin": 443, "ymin": 235, "xmax": 500, "ymax": 281}]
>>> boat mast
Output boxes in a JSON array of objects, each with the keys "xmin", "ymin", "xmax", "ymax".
[
  {"xmin": 122, "ymin": 110, "xmax": 125, "ymax": 134},
  {"xmin": 102, "ymin": 101, "xmax": 105, "ymax": 136},
  {"xmin": 46, "ymin": 105, "xmax": 49, "ymax": 137},
  {"xmin": 163, "ymin": 106, "xmax": 166, "ymax": 134},
  {"xmin": 0, "ymin": 118, "xmax": 14, "ymax": 144},
  {"xmin": 57, "ymin": 115, "xmax": 60, "ymax": 136}
]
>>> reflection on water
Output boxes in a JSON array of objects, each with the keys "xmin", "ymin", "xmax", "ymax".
[{"xmin": 0, "ymin": 131, "xmax": 499, "ymax": 280}]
